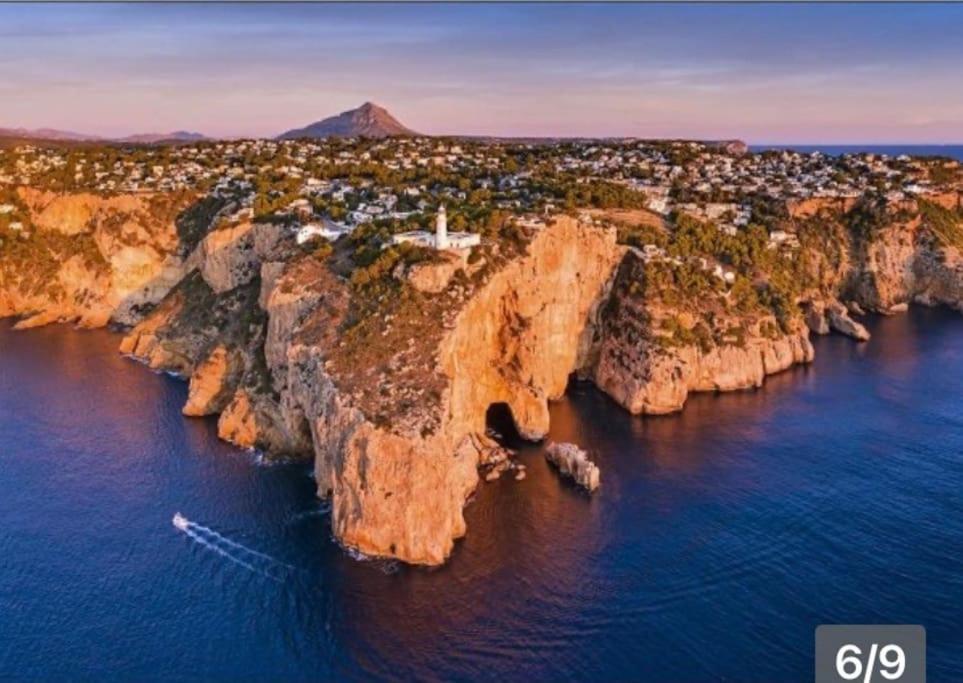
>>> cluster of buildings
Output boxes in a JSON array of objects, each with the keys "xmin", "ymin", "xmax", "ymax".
[
  {"xmin": 0, "ymin": 202, "xmax": 23, "ymax": 232},
  {"xmin": 0, "ymin": 136, "xmax": 957, "ymax": 255}
]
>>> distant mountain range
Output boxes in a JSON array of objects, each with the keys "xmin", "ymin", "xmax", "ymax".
[
  {"xmin": 277, "ymin": 102, "xmax": 418, "ymax": 140},
  {"xmin": 0, "ymin": 102, "xmax": 416, "ymax": 144},
  {"xmin": 0, "ymin": 127, "xmax": 98, "ymax": 142},
  {"xmin": 0, "ymin": 103, "xmax": 748, "ymax": 149},
  {"xmin": 0, "ymin": 128, "xmax": 210, "ymax": 145},
  {"xmin": 116, "ymin": 131, "xmax": 209, "ymax": 144}
]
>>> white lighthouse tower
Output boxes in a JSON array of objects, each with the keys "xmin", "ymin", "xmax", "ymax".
[{"xmin": 435, "ymin": 205, "xmax": 449, "ymax": 250}]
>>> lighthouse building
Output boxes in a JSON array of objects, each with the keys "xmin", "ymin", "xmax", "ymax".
[
  {"xmin": 435, "ymin": 205, "xmax": 449, "ymax": 249},
  {"xmin": 391, "ymin": 205, "xmax": 481, "ymax": 251}
]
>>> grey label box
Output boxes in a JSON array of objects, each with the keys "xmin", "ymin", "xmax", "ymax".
[{"xmin": 815, "ymin": 625, "xmax": 925, "ymax": 683}]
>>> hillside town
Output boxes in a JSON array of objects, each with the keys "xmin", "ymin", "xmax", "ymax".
[{"xmin": 1, "ymin": 135, "xmax": 960, "ymax": 258}]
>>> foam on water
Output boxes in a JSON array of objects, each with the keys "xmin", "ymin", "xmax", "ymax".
[
  {"xmin": 172, "ymin": 512, "xmax": 294, "ymax": 581},
  {"xmin": 172, "ymin": 512, "xmax": 189, "ymax": 531},
  {"xmin": 5, "ymin": 311, "xmax": 963, "ymax": 681}
]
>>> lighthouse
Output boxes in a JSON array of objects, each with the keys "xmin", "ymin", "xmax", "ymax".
[
  {"xmin": 435, "ymin": 205, "xmax": 449, "ymax": 250},
  {"xmin": 390, "ymin": 203, "xmax": 479, "ymax": 251}
]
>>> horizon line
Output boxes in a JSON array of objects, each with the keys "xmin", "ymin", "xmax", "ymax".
[{"xmin": 4, "ymin": 127, "xmax": 963, "ymax": 149}]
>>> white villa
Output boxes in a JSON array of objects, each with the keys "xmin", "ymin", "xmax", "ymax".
[
  {"xmin": 296, "ymin": 218, "xmax": 352, "ymax": 245},
  {"xmin": 391, "ymin": 206, "xmax": 481, "ymax": 251}
]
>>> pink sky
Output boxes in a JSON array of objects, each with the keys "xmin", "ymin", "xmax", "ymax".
[{"xmin": 2, "ymin": 4, "xmax": 962, "ymax": 143}]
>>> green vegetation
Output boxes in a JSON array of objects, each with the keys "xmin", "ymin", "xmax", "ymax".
[
  {"xmin": 616, "ymin": 222, "xmax": 667, "ymax": 250},
  {"xmin": 845, "ymin": 194, "xmax": 892, "ymax": 241},
  {"xmin": 349, "ymin": 242, "xmax": 439, "ymax": 288},
  {"xmin": 615, "ymin": 211, "xmax": 820, "ymax": 339},
  {"xmin": 924, "ymin": 160, "xmax": 961, "ymax": 186},
  {"xmin": 919, "ymin": 199, "xmax": 963, "ymax": 250},
  {"xmin": 659, "ymin": 315, "xmax": 714, "ymax": 353},
  {"xmin": 176, "ymin": 194, "xmax": 231, "ymax": 254},
  {"xmin": 557, "ymin": 179, "xmax": 649, "ymax": 211},
  {"xmin": 0, "ymin": 227, "xmax": 109, "ymax": 296}
]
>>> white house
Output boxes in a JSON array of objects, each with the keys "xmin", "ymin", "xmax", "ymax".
[
  {"xmin": 296, "ymin": 219, "xmax": 351, "ymax": 245},
  {"xmin": 769, "ymin": 230, "xmax": 790, "ymax": 245},
  {"xmin": 390, "ymin": 230, "xmax": 435, "ymax": 249},
  {"xmin": 288, "ymin": 198, "xmax": 312, "ymax": 216},
  {"xmin": 0, "ymin": 204, "xmax": 16, "ymax": 215},
  {"xmin": 647, "ymin": 197, "xmax": 670, "ymax": 215}
]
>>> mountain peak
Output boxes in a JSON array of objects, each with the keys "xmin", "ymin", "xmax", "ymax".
[{"xmin": 278, "ymin": 102, "xmax": 418, "ymax": 140}]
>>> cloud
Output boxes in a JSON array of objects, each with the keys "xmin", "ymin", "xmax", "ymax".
[{"xmin": 2, "ymin": 3, "xmax": 961, "ymax": 142}]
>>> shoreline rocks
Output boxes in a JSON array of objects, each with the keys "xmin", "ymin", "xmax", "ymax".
[
  {"xmin": 805, "ymin": 299, "xmax": 871, "ymax": 341},
  {"xmin": 826, "ymin": 301, "xmax": 871, "ymax": 341},
  {"xmin": 803, "ymin": 301, "xmax": 831, "ymax": 335},
  {"xmin": 6, "ymin": 185, "xmax": 963, "ymax": 567},
  {"xmin": 545, "ymin": 442, "xmax": 600, "ymax": 492},
  {"xmin": 478, "ymin": 441, "xmax": 523, "ymax": 482}
]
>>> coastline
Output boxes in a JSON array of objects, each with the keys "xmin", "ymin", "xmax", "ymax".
[{"xmin": 3, "ymin": 306, "xmax": 963, "ymax": 679}]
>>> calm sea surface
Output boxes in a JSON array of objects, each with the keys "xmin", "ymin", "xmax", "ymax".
[
  {"xmin": 1, "ymin": 308, "xmax": 962, "ymax": 682},
  {"xmin": 750, "ymin": 144, "xmax": 963, "ymax": 161}
]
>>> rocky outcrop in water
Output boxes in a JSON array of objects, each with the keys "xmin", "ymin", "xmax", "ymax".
[
  {"xmin": 545, "ymin": 442, "xmax": 600, "ymax": 492},
  {"xmin": 6, "ymin": 185, "xmax": 963, "ymax": 566},
  {"xmin": 826, "ymin": 301, "xmax": 871, "ymax": 341},
  {"xmin": 274, "ymin": 217, "xmax": 624, "ymax": 564}
]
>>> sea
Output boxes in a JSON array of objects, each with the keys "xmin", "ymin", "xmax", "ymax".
[
  {"xmin": 1, "ymin": 307, "xmax": 962, "ymax": 682},
  {"xmin": 750, "ymin": 144, "xmax": 963, "ymax": 162}
]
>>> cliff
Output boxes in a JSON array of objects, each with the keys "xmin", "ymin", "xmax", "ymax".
[
  {"xmin": 116, "ymin": 216, "xmax": 625, "ymax": 563},
  {"xmin": 790, "ymin": 197, "xmax": 963, "ymax": 319},
  {"xmin": 0, "ymin": 187, "xmax": 201, "ymax": 327},
  {"xmin": 5, "ymin": 185, "xmax": 963, "ymax": 566},
  {"xmin": 119, "ymin": 220, "xmax": 315, "ymax": 456},
  {"xmin": 593, "ymin": 249, "xmax": 814, "ymax": 415},
  {"xmin": 295, "ymin": 218, "xmax": 622, "ymax": 562}
]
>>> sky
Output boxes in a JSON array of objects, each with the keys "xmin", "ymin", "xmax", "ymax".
[{"xmin": 1, "ymin": 3, "xmax": 962, "ymax": 143}]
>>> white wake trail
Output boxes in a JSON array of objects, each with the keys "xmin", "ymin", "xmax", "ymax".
[
  {"xmin": 172, "ymin": 512, "xmax": 291, "ymax": 581},
  {"xmin": 186, "ymin": 518, "xmax": 295, "ymax": 569}
]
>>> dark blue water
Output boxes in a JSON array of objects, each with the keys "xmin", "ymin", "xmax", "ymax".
[
  {"xmin": 2, "ymin": 308, "xmax": 962, "ymax": 682},
  {"xmin": 750, "ymin": 144, "xmax": 963, "ymax": 161}
]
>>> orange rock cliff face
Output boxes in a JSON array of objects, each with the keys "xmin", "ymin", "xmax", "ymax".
[
  {"xmin": 5, "ymin": 189, "xmax": 963, "ymax": 565},
  {"xmin": 281, "ymin": 219, "xmax": 625, "ymax": 563},
  {"xmin": 0, "ymin": 188, "xmax": 196, "ymax": 328}
]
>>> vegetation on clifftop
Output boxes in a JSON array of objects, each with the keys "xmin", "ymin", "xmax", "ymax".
[{"xmin": 919, "ymin": 199, "xmax": 963, "ymax": 250}]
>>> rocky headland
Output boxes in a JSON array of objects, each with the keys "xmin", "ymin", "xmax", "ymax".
[{"xmin": 4, "ymin": 185, "xmax": 963, "ymax": 565}]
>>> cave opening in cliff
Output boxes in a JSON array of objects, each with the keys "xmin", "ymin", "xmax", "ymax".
[{"xmin": 485, "ymin": 402, "xmax": 524, "ymax": 448}]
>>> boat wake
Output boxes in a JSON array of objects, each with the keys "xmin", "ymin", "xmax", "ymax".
[{"xmin": 172, "ymin": 512, "xmax": 294, "ymax": 583}]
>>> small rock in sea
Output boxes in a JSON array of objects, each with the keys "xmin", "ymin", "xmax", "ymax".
[
  {"xmin": 545, "ymin": 442, "xmax": 600, "ymax": 492},
  {"xmin": 827, "ymin": 301, "xmax": 871, "ymax": 341}
]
